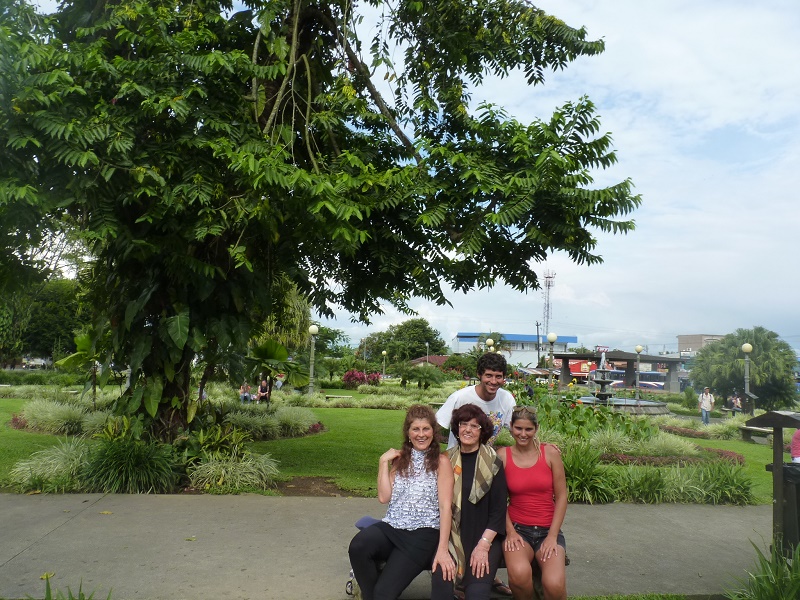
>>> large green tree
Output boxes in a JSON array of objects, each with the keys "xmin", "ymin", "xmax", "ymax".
[
  {"xmin": 359, "ymin": 318, "xmax": 448, "ymax": 363},
  {"xmin": 2, "ymin": 0, "xmax": 641, "ymax": 438},
  {"xmin": 690, "ymin": 326, "xmax": 797, "ymax": 410},
  {"xmin": 21, "ymin": 278, "xmax": 90, "ymax": 358}
]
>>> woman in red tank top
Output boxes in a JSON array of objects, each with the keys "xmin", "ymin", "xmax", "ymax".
[{"xmin": 500, "ymin": 406, "xmax": 567, "ymax": 600}]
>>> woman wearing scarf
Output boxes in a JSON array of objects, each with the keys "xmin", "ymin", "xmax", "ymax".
[{"xmin": 431, "ymin": 403, "xmax": 507, "ymax": 600}]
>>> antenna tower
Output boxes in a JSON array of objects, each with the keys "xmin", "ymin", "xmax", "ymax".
[{"xmin": 542, "ymin": 271, "xmax": 555, "ymax": 336}]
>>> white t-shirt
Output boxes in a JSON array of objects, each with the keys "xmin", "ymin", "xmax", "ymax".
[{"xmin": 436, "ymin": 385, "xmax": 516, "ymax": 448}]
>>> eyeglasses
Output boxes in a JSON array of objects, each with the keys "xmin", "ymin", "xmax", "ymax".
[{"xmin": 458, "ymin": 422, "xmax": 481, "ymax": 431}]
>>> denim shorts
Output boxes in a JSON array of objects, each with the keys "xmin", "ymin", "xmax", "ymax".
[{"xmin": 512, "ymin": 523, "xmax": 566, "ymax": 553}]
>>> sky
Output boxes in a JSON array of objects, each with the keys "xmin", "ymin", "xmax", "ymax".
[
  {"xmin": 32, "ymin": 0, "xmax": 800, "ymax": 356},
  {"xmin": 330, "ymin": 0, "xmax": 800, "ymax": 355}
]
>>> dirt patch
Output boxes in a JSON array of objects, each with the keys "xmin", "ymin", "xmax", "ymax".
[{"xmin": 274, "ymin": 476, "xmax": 348, "ymax": 497}]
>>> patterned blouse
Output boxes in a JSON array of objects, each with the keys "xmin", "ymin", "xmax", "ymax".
[{"xmin": 383, "ymin": 448, "xmax": 440, "ymax": 530}]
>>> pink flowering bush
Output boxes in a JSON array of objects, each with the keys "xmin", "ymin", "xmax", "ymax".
[{"xmin": 342, "ymin": 369, "xmax": 367, "ymax": 389}]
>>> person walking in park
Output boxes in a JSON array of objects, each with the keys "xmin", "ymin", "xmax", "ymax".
[
  {"xmin": 698, "ymin": 387, "xmax": 715, "ymax": 425},
  {"xmin": 431, "ymin": 404, "xmax": 507, "ymax": 600},
  {"xmin": 502, "ymin": 406, "xmax": 568, "ymax": 600},
  {"xmin": 348, "ymin": 405, "xmax": 455, "ymax": 600}
]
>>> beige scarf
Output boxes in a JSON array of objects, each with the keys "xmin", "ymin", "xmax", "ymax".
[{"xmin": 448, "ymin": 444, "xmax": 502, "ymax": 585}]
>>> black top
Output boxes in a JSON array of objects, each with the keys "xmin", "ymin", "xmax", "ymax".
[{"xmin": 458, "ymin": 449, "xmax": 507, "ymax": 552}]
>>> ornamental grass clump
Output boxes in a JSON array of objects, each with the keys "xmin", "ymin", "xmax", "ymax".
[
  {"xmin": 223, "ymin": 411, "xmax": 281, "ymax": 440},
  {"xmin": 22, "ymin": 399, "xmax": 86, "ymax": 435},
  {"xmin": 275, "ymin": 406, "xmax": 318, "ymax": 437},
  {"xmin": 8, "ymin": 437, "xmax": 89, "ymax": 493},
  {"xmin": 82, "ymin": 409, "xmax": 112, "ymax": 434},
  {"xmin": 82, "ymin": 438, "xmax": 179, "ymax": 494},
  {"xmin": 188, "ymin": 453, "xmax": 280, "ymax": 493},
  {"xmin": 360, "ymin": 395, "xmax": 414, "ymax": 410},
  {"xmin": 636, "ymin": 431, "xmax": 700, "ymax": 457},
  {"xmin": 589, "ymin": 427, "xmax": 635, "ymax": 455}
]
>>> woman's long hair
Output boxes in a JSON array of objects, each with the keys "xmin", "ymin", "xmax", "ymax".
[{"xmin": 393, "ymin": 404, "xmax": 442, "ymax": 476}]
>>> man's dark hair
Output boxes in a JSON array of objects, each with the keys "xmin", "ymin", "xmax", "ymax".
[{"xmin": 476, "ymin": 352, "xmax": 507, "ymax": 376}]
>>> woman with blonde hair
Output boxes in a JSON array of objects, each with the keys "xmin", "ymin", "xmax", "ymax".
[{"xmin": 502, "ymin": 406, "xmax": 567, "ymax": 600}]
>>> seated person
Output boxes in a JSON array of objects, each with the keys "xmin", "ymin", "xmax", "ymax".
[{"xmin": 502, "ymin": 406, "xmax": 567, "ymax": 600}]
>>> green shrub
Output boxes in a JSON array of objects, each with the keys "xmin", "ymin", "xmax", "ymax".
[
  {"xmin": 22, "ymin": 399, "xmax": 86, "ymax": 435},
  {"xmin": 561, "ymin": 442, "xmax": 616, "ymax": 504},
  {"xmin": 683, "ymin": 386, "xmax": 697, "ymax": 409},
  {"xmin": 274, "ymin": 406, "xmax": 318, "ymax": 437},
  {"xmin": 82, "ymin": 410, "xmax": 112, "ymax": 434},
  {"xmin": 82, "ymin": 438, "xmax": 178, "ymax": 493},
  {"xmin": 726, "ymin": 540, "xmax": 800, "ymax": 600},
  {"xmin": 695, "ymin": 461, "xmax": 754, "ymax": 505},
  {"xmin": 662, "ymin": 466, "xmax": 704, "ymax": 503},
  {"xmin": 223, "ymin": 411, "xmax": 281, "ymax": 440},
  {"xmin": 620, "ymin": 467, "xmax": 668, "ymax": 503},
  {"xmin": 174, "ymin": 424, "xmax": 252, "ymax": 466},
  {"xmin": 188, "ymin": 453, "xmax": 280, "ymax": 492},
  {"xmin": 635, "ymin": 431, "xmax": 700, "ymax": 457},
  {"xmin": 8, "ymin": 437, "xmax": 89, "ymax": 493},
  {"xmin": 589, "ymin": 427, "xmax": 635, "ymax": 455}
]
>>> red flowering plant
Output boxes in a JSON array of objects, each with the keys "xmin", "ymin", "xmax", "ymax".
[{"xmin": 342, "ymin": 369, "xmax": 367, "ymax": 389}]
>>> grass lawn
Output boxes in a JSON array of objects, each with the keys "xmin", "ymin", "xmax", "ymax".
[
  {"xmin": 0, "ymin": 398, "xmax": 66, "ymax": 488},
  {"xmin": 253, "ymin": 407, "xmax": 408, "ymax": 496}
]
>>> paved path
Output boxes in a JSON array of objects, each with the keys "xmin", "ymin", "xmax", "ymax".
[{"xmin": 0, "ymin": 493, "xmax": 771, "ymax": 599}]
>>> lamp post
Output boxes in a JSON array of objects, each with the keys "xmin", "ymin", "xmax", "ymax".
[
  {"xmin": 547, "ymin": 332, "xmax": 557, "ymax": 391},
  {"xmin": 635, "ymin": 345, "xmax": 643, "ymax": 401},
  {"xmin": 308, "ymin": 325, "xmax": 319, "ymax": 395},
  {"xmin": 742, "ymin": 342, "xmax": 753, "ymax": 415},
  {"xmin": 382, "ymin": 350, "xmax": 387, "ymax": 377},
  {"xmin": 485, "ymin": 338, "xmax": 494, "ymax": 353},
  {"xmin": 425, "ymin": 342, "xmax": 429, "ymax": 364}
]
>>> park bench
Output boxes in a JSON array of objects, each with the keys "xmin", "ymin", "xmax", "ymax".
[
  {"xmin": 325, "ymin": 395, "xmax": 352, "ymax": 399},
  {"xmin": 739, "ymin": 425, "xmax": 772, "ymax": 442}
]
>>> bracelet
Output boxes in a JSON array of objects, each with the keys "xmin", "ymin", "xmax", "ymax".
[{"xmin": 480, "ymin": 536, "xmax": 491, "ymax": 545}]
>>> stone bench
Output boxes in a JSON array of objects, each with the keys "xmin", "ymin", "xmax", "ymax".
[
  {"xmin": 740, "ymin": 425, "xmax": 772, "ymax": 442},
  {"xmin": 325, "ymin": 395, "xmax": 352, "ymax": 399}
]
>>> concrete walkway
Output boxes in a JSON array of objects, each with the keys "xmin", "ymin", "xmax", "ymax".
[{"xmin": 0, "ymin": 493, "xmax": 771, "ymax": 599}]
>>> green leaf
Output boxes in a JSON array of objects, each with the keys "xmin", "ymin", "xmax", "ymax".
[
  {"xmin": 143, "ymin": 376, "xmax": 164, "ymax": 418},
  {"xmin": 165, "ymin": 308, "xmax": 190, "ymax": 349}
]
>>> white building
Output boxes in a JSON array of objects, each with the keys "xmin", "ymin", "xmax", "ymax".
[{"xmin": 451, "ymin": 332, "xmax": 578, "ymax": 367}]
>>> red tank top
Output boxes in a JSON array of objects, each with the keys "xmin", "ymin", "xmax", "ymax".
[{"xmin": 505, "ymin": 445, "xmax": 555, "ymax": 527}]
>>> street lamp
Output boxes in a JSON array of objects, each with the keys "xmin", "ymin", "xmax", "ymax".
[
  {"xmin": 382, "ymin": 350, "xmax": 387, "ymax": 377},
  {"xmin": 425, "ymin": 342, "xmax": 429, "ymax": 364},
  {"xmin": 547, "ymin": 332, "xmax": 557, "ymax": 391},
  {"xmin": 742, "ymin": 342, "xmax": 753, "ymax": 415},
  {"xmin": 635, "ymin": 345, "xmax": 643, "ymax": 401},
  {"xmin": 485, "ymin": 338, "xmax": 494, "ymax": 353},
  {"xmin": 308, "ymin": 324, "xmax": 319, "ymax": 395}
]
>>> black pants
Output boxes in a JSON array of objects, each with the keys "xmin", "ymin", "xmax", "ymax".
[
  {"xmin": 348, "ymin": 525, "xmax": 428, "ymax": 600},
  {"xmin": 430, "ymin": 539, "xmax": 502, "ymax": 600}
]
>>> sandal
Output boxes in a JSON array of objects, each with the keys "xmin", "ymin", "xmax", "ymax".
[{"xmin": 492, "ymin": 579, "xmax": 513, "ymax": 596}]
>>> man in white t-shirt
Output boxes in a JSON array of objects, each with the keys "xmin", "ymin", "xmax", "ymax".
[
  {"xmin": 436, "ymin": 352, "xmax": 516, "ymax": 448},
  {"xmin": 698, "ymin": 386, "xmax": 715, "ymax": 425}
]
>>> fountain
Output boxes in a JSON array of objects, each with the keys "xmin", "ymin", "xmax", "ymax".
[{"xmin": 577, "ymin": 351, "xmax": 670, "ymax": 415}]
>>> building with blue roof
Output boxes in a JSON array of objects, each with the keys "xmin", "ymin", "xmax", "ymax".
[{"xmin": 452, "ymin": 332, "xmax": 578, "ymax": 367}]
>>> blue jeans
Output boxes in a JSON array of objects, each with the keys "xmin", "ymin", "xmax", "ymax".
[{"xmin": 701, "ymin": 409, "xmax": 710, "ymax": 425}]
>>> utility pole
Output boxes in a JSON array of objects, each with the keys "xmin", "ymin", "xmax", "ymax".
[
  {"xmin": 535, "ymin": 320, "xmax": 541, "ymax": 366},
  {"xmin": 542, "ymin": 271, "xmax": 555, "ymax": 343}
]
